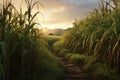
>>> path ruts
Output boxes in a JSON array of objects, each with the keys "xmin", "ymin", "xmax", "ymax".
[
  {"xmin": 50, "ymin": 47, "xmax": 98, "ymax": 80},
  {"xmin": 57, "ymin": 55, "xmax": 97, "ymax": 80}
]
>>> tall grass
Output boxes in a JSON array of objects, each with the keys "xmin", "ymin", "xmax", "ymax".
[
  {"xmin": 44, "ymin": 35, "xmax": 61, "ymax": 47},
  {"xmin": 0, "ymin": 0, "xmax": 63, "ymax": 80},
  {"xmin": 55, "ymin": 0, "xmax": 120, "ymax": 79}
]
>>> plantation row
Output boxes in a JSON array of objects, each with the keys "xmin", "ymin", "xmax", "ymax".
[
  {"xmin": 53, "ymin": 0, "xmax": 120, "ymax": 80},
  {"xmin": 1, "ymin": 0, "xmax": 120, "ymax": 80},
  {"xmin": 0, "ymin": 0, "xmax": 63, "ymax": 80}
]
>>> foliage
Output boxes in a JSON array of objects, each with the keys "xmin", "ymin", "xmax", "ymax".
[
  {"xmin": 53, "ymin": 0, "xmax": 120, "ymax": 79},
  {"xmin": 65, "ymin": 53, "xmax": 120, "ymax": 80},
  {"xmin": 44, "ymin": 35, "xmax": 61, "ymax": 47},
  {"xmin": 63, "ymin": 0, "xmax": 120, "ymax": 70},
  {"xmin": 0, "ymin": 0, "xmax": 63, "ymax": 80},
  {"xmin": 53, "ymin": 39, "xmax": 64, "ymax": 51}
]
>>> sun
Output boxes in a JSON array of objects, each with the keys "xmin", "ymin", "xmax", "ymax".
[{"xmin": 60, "ymin": 6, "xmax": 65, "ymax": 10}]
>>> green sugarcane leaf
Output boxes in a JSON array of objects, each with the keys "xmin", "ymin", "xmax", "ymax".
[
  {"xmin": 0, "ymin": 41, "xmax": 6, "ymax": 58},
  {"xmin": 0, "ymin": 64, "xmax": 4, "ymax": 75}
]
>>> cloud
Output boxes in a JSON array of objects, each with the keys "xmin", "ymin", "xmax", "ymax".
[
  {"xmin": 0, "ymin": 0, "xmax": 99, "ymax": 29},
  {"xmin": 39, "ymin": 0, "xmax": 98, "ymax": 28}
]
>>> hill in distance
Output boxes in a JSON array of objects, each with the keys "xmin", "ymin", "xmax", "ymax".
[{"xmin": 42, "ymin": 27, "xmax": 68, "ymax": 36}]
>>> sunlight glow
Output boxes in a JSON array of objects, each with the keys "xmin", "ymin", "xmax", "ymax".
[
  {"xmin": 60, "ymin": 6, "xmax": 66, "ymax": 10},
  {"xmin": 1, "ymin": 0, "xmax": 98, "ymax": 29}
]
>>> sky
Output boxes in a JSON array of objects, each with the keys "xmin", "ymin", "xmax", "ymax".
[
  {"xmin": 40, "ymin": 0, "xmax": 98, "ymax": 29},
  {"xmin": 0, "ymin": 0, "xmax": 99, "ymax": 29}
]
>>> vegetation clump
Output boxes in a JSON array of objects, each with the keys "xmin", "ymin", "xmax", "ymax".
[
  {"xmin": 0, "ymin": 0, "xmax": 63, "ymax": 80},
  {"xmin": 53, "ymin": 0, "xmax": 120, "ymax": 79}
]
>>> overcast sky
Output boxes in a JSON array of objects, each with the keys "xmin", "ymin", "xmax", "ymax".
[{"xmin": 0, "ymin": 0, "xmax": 99, "ymax": 29}]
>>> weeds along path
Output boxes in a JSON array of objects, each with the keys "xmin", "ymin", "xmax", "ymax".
[
  {"xmin": 57, "ymin": 55, "xmax": 95, "ymax": 80},
  {"xmin": 50, "ymin": 49, "xmax": 96, "ymax": 80}
]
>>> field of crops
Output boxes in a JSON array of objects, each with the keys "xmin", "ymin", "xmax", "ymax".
[
  {"xmin": 0, "ymin": 0, "xmax": 120, "ymax": 80},
  {"xmin": 0, "ymin": 0, "xmax": 63, "ymax": 80},
  {"xmin": 53, "ymin": 0, "xmax": 120, "ymax": 80}
]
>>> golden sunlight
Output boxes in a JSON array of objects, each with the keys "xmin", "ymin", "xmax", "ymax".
[{"xmin": 0, "ymin": 0, "xmax": 98, "ymax": 29}]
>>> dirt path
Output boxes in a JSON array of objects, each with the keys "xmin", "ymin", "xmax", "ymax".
[
  {"xmin": 49, "ymin": 47, "xmax": 97, "ymax": 80},
  {"xmin": 56, "ymin": 55, "xmax": 96, "ymax": 80}
]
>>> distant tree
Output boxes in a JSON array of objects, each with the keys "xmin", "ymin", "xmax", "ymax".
[{"xmin": 48, "ymin": 33, "xmax": 54, "ymax": 36}]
